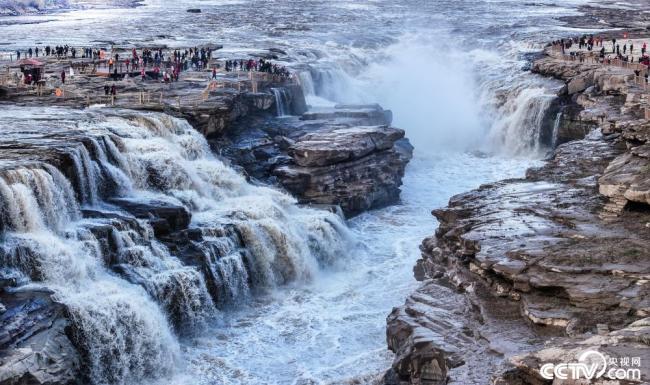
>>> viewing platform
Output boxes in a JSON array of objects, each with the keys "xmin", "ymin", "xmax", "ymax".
[{"xmin": 0, "ymin": 46, "xmax": 301, "ymax": 136}]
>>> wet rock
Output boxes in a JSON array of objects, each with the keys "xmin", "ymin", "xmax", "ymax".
[
  {"xmin": 501, "ymin": 318, "xmax": 650, "ymax": 384},
  {"xmin": 276, "ymin": 137, "xmax": 412, "ymax": 217},
  {"xmin": 108, "ymin": 197, "xmax": 191, "ymax": 236},
  {"xmin": 385, "ymin": 282, "xmax": 465, "ymax": 385},
  {"xmin": 289, "ymin": 125, "xmax": 405, "ymax": 167},
  {"xmin": 598, "ymin": 120, "xmax": 650, "ymax": 210},
  {"xmin": 0, "ymin": 287, "xmax": 80, "ymax": 385},
  {"xmin": 393, "ymin": 42, "xmax": 650, "ymax": 384},
  {"xmin": 385, "ymin": 276, "xmax": 545, "ymax": 385},
  {"xmin": 301, "ymin": 104, "xmax": 392, "ymax": 125},
  {"xmin": 215, "ymin": 104, "xmax": 412, "ymax": 217}
]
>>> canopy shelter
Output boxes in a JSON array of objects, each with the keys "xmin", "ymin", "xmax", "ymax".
[
  {"xmin": 14, "ymin": 58, "xmax": 45, "ymax": 84},
  {"xmin": 17, "ymin": 58, "xmax": 44, "ymax": 66}
]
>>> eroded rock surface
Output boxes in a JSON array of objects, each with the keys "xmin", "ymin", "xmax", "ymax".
[
  {"xmin": 387, "ymin": 39, "xmax": 650, "ymax": 385},
  {"xmin": 214, "ymin": 104, "xmax": 413, "ymax": 217},
  {"xmin": 0, "ymin": 286, "xmax": 80, "ymax": 385}
]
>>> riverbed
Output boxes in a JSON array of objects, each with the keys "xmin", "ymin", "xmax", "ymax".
[{"xmin": 0, "ymin": 1, "xmax": 595, "ymax": 384}]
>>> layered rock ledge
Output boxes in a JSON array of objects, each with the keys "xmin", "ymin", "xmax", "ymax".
[
  {"xmin": 0, "ymin": 48, "xmax": 412, "ymax": 217},
  {"xmin": 386, "ymin": 32, "xmax": 650, "ymax": 385},
  {"xmin": 0, "ymin": 54, "xmax": 413, "ymax": 385},
  {"xmin": 212, "ymin": 104, "xmax": 413, "ymax": 217}
]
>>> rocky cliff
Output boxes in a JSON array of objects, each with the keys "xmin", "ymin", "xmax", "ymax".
[
  {"xmin": 0, "ymin": 72, "xmax": 412, "ymax": 384},
  {"xmin": 385, "ymin": 41, "xmax": 650, "ymax": 385},
  {"xmin": 212, "ymin": 103, "xmax": 413, "ymax": 217}
]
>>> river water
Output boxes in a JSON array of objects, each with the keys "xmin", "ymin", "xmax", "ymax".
[{"xmin": 0, "ymin": 0, "xmax": 596, "ymax": 384}]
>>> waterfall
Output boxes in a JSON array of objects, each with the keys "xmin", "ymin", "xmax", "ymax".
[
  {"xmin": 298, "ymin": 71, "xmax": 316, "ymax": 97},
  {"xmin": 485, "ymin": 86, "xmax": 556, "ymax": 155},
  {"xmin": 552, "ymin": 111, "xmax": 562, "ymax": 148},
  {"xmin": 296, "ymin": 67, "xmax": 357, "ymax": 107},
  {"xmin": 0, "ymin": 107, "xmax": 350, "ymax": 384},
  {"xmin": 271, "ymin": 87, "xmax": 290, "ymax": 117},
  {"xmin": 0, "ymin": 168, "xmax": 181, "ymax": 385},
  {"xmin": 292, "ymin": 33, "xmax": 560, "ymax": 154}
]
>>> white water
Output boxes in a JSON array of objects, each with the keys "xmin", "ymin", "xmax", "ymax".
[
  {"xmin": 177, "ymin": 152, "xmax": 539, "ymax": 385},
  {"xmin": 174, "ymin": 29, "xmax": 546, "ymax": 384},
  {"xmin": 0, "ymin": 165, "xmax": 182, "ymax": 385},
  {"xmin": 0, "ymin": 0, "xmax": 592, "ymax": 384},
  {"xmin": 0, "ymin": 108, "xmax": 350, "ymax": 385},
  {"xmin": 552, "ymin": 111, "xmax": 563, "ymax": 148}
]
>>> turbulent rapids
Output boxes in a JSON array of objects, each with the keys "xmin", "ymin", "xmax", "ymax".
[
  {"xmin": 0, "ymin": 107, "xmax": 349, "ymax": 384},
  {"xmin": 0, "ymin": 0, "xmax": 620, "ymax": 384}
]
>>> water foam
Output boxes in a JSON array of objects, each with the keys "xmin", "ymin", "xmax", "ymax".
[{"xmin": 0, "ymin": 107, "xmax": 350, "ymax": 384}]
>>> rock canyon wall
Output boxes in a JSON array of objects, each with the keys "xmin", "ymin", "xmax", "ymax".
[{"xmin": 385, "ymin": 6, "xmax": 650, "ymax": 384}]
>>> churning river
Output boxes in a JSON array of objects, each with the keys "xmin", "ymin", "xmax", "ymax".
[{"xmin": 0, "ymin": 0, "xmax": 596, "ymax": 384}]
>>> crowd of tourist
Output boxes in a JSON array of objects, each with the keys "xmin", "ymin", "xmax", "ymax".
[
  {"xmin": 552, "ymin": 34, "xmax": 650, "ymax": 66},
  {"xmin": 14, "ymin": 44, "xmax": 290, "ymax": 79},
  {"xmin": 222, "ymin": 58, "xmax": 290, "ymax": 77},
  {"xmin": 8, "ymin": 44, "xmax": 294, "ymax": 99},
  {"xmin": 15, "ymin": 45, "xmax": 79, "ymax": 60},
  {"xmin": 551, "ymin": 34, "xmax": 650, "ymax": 85}
]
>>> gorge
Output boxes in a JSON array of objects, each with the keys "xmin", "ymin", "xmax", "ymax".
[{"xmin": 1, "ymin": 0, "xmax": 649, "ymax": 385}]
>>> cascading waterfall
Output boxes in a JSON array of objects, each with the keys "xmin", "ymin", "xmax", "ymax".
[
  {"xmin": 271, "ymin": 87, "xmax": 291, "ymax": 116},
  {"xmin": 294, "ymin": 33, "xmax": 561, "ymax": 154},
  {"xmin": 0, "ymin": 107, "xmax": 350, "ymax": 385},
  {"xmin": 297, "ymin": 66, "xmax": 359, "ymax": 107},
  {"xmin": 297, "ymin": 71, "xmax": 316, "ymax": 97},
  {"xmin": 0, "ymin": 1, "xmax": 610, "ymax": 384},
  {"xmin": 0, "ymin": 165, "xmax": 181, "ymax": 385},
  {"xmin": 485, "ymin": 86, "xmax": 556, "ymax": 155}
]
